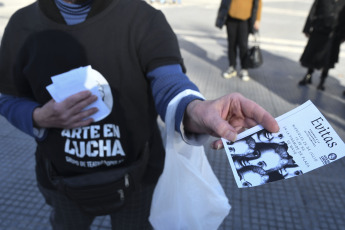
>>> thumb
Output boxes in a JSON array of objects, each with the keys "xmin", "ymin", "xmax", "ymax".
[
  {"xmin": 223, "ymin": 127, "xmax": 237, "ymax": 143},
  {"xmin": 212, "ymin": 118, "xmax": 237, "ymax": 142}
]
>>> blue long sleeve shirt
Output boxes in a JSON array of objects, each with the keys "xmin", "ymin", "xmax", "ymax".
[{"xmin": 0, "ymin": 64, "xmax": 203, "ymax": 140}]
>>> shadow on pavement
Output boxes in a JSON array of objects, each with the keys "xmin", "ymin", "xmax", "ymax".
[
  {"xmin": 178, "ymin": 34, "xmax": 345, "ymax": 138},
  {"xmin": 251, "ymin": 50, "xmax": 345, "ymax": 136}
]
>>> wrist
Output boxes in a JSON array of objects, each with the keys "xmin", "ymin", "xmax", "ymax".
[
  {"xmin": 183, "ymin": 99, "xmax": 204, "ymax": 133},
  {"xmin": 32, "ymin": 106, "xmax": 48, "ymax": 140},
  {"xmin": 32, "ymin": 107, "xmax": 44, "ymax": 128}
]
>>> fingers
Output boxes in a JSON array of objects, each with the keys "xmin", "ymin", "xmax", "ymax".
[
  {"xmin": 185, "ymin": 98, "xmax": 238, "ymax": 142},
  {"xmin": 55, "ymin": 92, "xmax": 98, "ymax": 128},
  {"xmin": 33, "ymin": 91, "xmax": 99, "ymax": 129},
  {"xmin": 249, "ymin": 105, "xmax": 279, "ymax": 133},
  {"xmin": 219, "ymin": 93, "xmax": 279, "ymax": 140},
  {"xmin": 184, "ymin": 93, "xmax": 279, "ymax": 145},
  {"xmin": 240, "ymin": 97, "xmax": 279, "ymax": 133},
  {"xmin": 254, "ymin": 21, "xmax": 260, "ymax": 30},
  {"xmin": 259, "ymin": 113, "xmax": 279, "ymax": 133},
  {"xmin": 60, "ymin": 106, "xmax": 98, "ymax": 129},
  {"xmin": 210, "ymin": 116, "xmax": 238, "ymax": 142},
  {"xmin": 61, "ymin": 90, "xmax": 98, "ymax": 112},
  {"xmin": 211, "ymin": 139, "xmax": 224, "ymax": 150}
]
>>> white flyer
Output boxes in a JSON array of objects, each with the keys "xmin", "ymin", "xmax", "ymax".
[
  {"xmin": 46, "ymin": 65, "xmax": 113, "ymax": 122},
  {"xmin": 222, "ymin": 100, "xmax": 345, "ymax": 188}
]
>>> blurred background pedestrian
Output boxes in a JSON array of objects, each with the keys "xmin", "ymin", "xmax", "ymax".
[
  {"xmin": 298, "ymin": 0, "xmax": 345, "ymax": 91},
  {"xmin": 215, "ymin": 0, "xmax": 262, "ymax": 81}
]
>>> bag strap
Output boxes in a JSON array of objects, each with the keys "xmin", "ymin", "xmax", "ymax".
[{"xmin": 252, "ymin": 31, "xmax": 260, "ymax": 45}]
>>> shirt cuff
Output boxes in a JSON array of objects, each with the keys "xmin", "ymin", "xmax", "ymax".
[
  {"xmin": 176, "ymin": 94, "xmax": 209, "ymax": 146},
  {"xmin": 33, "ymin": 127, "xmax": 47, "ymax": 141}
]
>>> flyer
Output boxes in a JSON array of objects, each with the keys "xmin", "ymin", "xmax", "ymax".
[
  {"xmin": 46, "ymin": 65, "xmax": 113, "ymax": 122},
  {"xmin": 222, "ymin": 100, "xmax": 345, "ymax": 188}
]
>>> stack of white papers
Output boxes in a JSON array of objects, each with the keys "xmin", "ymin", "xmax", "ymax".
[{"xmin": 46, "ymin": 66, "xmax": 111, "ymax": 122}]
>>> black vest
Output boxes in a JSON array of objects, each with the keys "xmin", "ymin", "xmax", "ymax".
[{"xmin": 0, "ymin": 0, "xmax": 184, "ymax": 188}]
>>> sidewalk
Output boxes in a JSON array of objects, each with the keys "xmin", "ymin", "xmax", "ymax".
[{"xmin": 1, "ymin": 1, "xmax": 345, "ymax": 230}]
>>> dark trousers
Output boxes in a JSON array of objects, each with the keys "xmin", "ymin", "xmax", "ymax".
[
  {"xmin": 225, "ymin": 16, "xmax": 249, "ymax": 69},
  {"xmin": 38, "ymin": 183, "xmax": 155, "ymax": 230}
]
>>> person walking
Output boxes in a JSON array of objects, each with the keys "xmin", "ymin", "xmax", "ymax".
[
  {"xmin": 215, "ymin": 0, "xmax": 262, "ymax": 81},
  {"xmin": 298, "ymin": 0, "xmax": 345, "ymax": 91}
]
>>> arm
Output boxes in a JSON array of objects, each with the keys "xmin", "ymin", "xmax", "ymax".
[
  {"xmin": 249, "ymin": 0, "xmax": 261, "ymax": 34},
  {"xmin": 303, "ymin": 1, "xmax": 316, "ymax": 36},
  {"xmin": 0, "ymin": 91, "xmax": 99, "ymax": 141},
  {"xmin": 254, "ymin": 0, "xmax": 262, "ymax": 31},
  {"xmin": 147, "ymin": 65, "xmax": 279, "ymax": 149},
  {"xmin": 0, "ymin": 93, "xmax": 45, "ymax": 140},
  {"xmin": 147, "ymin": 64, "xmax": 210, "ymax": 145},
  {"xmin": 183, "ymin": 93, "xmax": 279, "ymax": 149},
  {"xmin": 1, "ymin": 63, "xmax": 195, "ymax": 140},
  {"xmin": 147, "ymin": 64, "xmax": 203, "ymax": 132},
  {"xmin": 337, "ymin": 6, "xmax": 345, "ymax": 42},
  {"xmin": 215, "ymin": 0, "xmax": 231, "ymax": 29}
]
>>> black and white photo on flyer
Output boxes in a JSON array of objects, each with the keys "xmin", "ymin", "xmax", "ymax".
[{"xmin": 222, "ymin": 100, "xmax": 345, "ymax": 188}]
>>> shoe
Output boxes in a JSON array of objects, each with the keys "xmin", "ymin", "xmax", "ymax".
[
  {"xmin": 317, "ymin": 77, "xmax": 326, "ymax": 91},
  {"xmin": 298, "ymin": 74, "xmax": 312, "ymax": 85},
  {"xmin": 240, "ymin": 69, "xmax": 250, "ymax": 81},
  {"xmin": 317, "ymin": 83, "xmax": 325, "ymax": 91},
  {"xmin": 223, "ymin": 66, "xmax": 237, "ymax": 79}
]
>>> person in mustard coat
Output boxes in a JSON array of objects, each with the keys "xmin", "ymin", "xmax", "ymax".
[{"xmin": 216, "ymin": 0, "xmax": 262, "ymax": 81}]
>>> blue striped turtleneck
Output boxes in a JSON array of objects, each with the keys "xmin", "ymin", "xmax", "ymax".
[{"xmin": 55, "ymin": 0, "xmax": 92, "ymax": 25}]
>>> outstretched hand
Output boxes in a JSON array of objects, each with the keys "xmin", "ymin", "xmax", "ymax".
[
  {"xmin": 183, "ymin": 93, "xmax": 279, "ymax": 149},
  {"xmin": 33, "ymin": 90, "xmax": 98, "ymax": 129}
]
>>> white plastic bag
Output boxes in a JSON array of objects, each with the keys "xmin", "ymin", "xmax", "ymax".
[{"xmin": 149, "ymin": 90, "xmax": 231, "ymax": 230}]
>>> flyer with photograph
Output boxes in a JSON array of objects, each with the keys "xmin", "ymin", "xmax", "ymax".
[{"xmin": 222, "ymin": 100, "xmax": 345, "ymax": 188}]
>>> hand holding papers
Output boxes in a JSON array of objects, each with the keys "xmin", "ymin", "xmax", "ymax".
[
  {"xmin": 46, "ymin": 66, "xmax": 112, "ymax": 122},
  {"xmin": 222, "ymin": 101, "xmax": 345, "ymax": 188}
]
